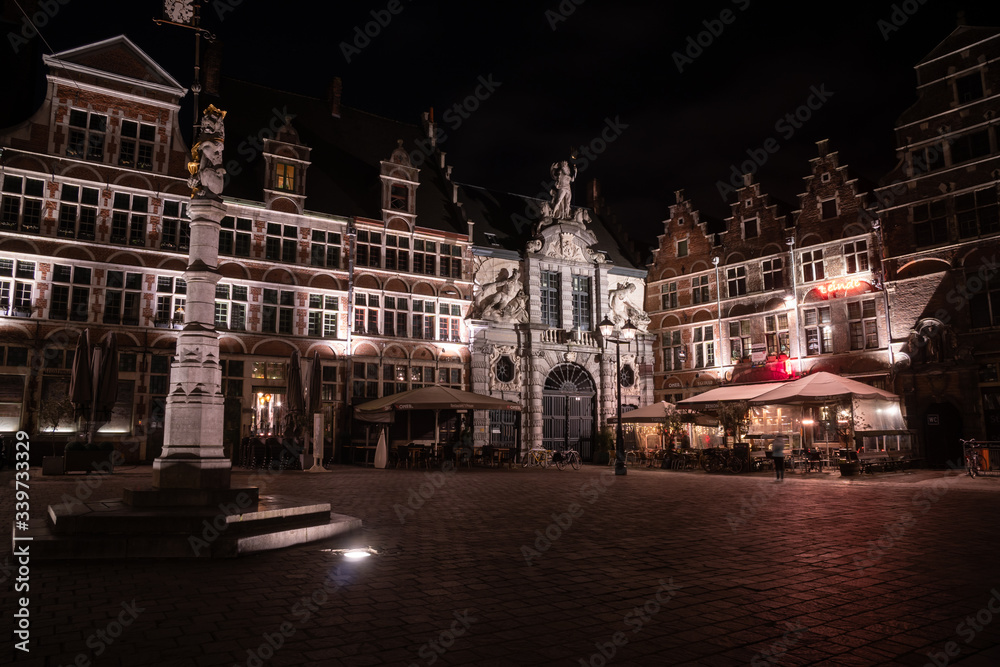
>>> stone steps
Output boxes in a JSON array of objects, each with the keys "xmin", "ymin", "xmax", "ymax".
[{"xmin": 25, "ymin": 493, "xmax": 362, "ymax": 559}]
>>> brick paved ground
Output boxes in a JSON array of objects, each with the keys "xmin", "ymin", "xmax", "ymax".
[{"xmin": 3, "ymin": 463, "xmax": 1000, "ymax": 667}]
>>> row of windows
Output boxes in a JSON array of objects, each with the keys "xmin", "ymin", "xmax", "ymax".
[
  {"xmin": 1, "ymin": 176, "xmax": 191, "ymax": 251},
  {"xmin": 65, "ymin": 109, "xmax": 157, "ymax": 171},
  {"xmin": 913, "ymin": 187, "xmax": 1000, "ymax": 248},
  {"xmin": 352, "ymin": 361, "xmax": 462, "ymax": 399},
  {"xmin": 909, "ymin": 123, "xmax": 993, "ymax": 178},
  {"xmin": 218, "ymin": 220, "xmax": 465, "ymax": 279},
  {"xmin": 539, "ymin": 271, "xmax": 594, "ymax": 330},
  {"xmin": 351, "ymin": 295, "xmax": 464, "ymax": 341},
  {"xmin": 659, "ymin": 299, "xmax": 880, "ymax": 371},
  {"xmin": 0, "ymin": 259, "xmax": 462, "ymax": 338},
  {"xmin": 355, "ymin": 231, "xmax": 463, "ymax": 278},
  {"xmin": 659, "ymin": 242, "xmax": 870, "ymax": 308},
  {"xmin": 0, "ymin": 258, "xmax": 34, "ymax": 317}
]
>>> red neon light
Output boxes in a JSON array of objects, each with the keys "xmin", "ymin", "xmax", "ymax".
[{"xmin": 818, "ymin": 278, "xmax": 862, "ymax": 295}]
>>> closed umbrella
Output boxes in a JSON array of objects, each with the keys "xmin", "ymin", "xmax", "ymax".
[
  {"xmin": 68, "ymin": 330, "xmax": 92, "ymax": 421},
  {"xmin": 286, "ymin": 349, "xmax": 304, "ymax": 430},
  {"xmin": 90, "ymin": 331, "xmax": 119, "ymax": 442},
  {"xmin": 305, "ymin": 351, "xmax": 328, "ymax": 472},
  {"xmin": 307, "ymin": 351, "xmax": 322, "ymax": 415}
]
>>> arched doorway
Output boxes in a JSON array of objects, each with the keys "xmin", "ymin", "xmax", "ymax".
[
  {"xmin": 923, "ymin": 402, "xmax": 962, "ymax": 468},
  {"xmin": 543, "ymin": 364, "xmax": 595, "ymax": 460}
]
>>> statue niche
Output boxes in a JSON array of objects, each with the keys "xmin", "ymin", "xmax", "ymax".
[{"xmin": 905, "ymin": 318, "xmax": 958, "ymax": 364}]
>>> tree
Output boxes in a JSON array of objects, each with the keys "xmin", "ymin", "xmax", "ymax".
[
  {"xmin": 716, "ymin": 400, "xmax": 751, "ymax": 446},
  {"xmin": 39, "ymin": 395, "xmax": 74, "ymax": 434}
]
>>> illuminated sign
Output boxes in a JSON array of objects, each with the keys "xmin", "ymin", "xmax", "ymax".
[{"xmin": 818, "ymin": 278, "xmax": 863, "ymax": 296}]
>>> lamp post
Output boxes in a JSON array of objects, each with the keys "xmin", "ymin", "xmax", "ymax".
[
  {"xmin": 786, "ymin": 236, "xmax": 803, "ymax": 375},
  {"xmin": 600, "ymin": 316, "xmax": 637, "ymax": 476}
]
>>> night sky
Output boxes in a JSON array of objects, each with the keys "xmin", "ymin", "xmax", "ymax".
[{"xmin": 7, "ymin": 0, "xmax": 1000, "ymax": 250}]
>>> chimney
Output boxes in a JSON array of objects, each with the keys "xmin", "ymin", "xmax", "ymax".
[
  {"xmin": 328, "ymin": 77, "xmax": 342, "ymax": 118},
  {"xmin": 203, "ymin": 39, "xmax": 223, "ymax": 96},
  {"xmin": 587, "ymin": 178, "xmax": 601, "ymax": 208}
]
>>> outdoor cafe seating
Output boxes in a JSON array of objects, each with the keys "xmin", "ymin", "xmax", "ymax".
[
  {"xmin": 387, "ymin": 440, "xmax": 513, "ymax": 469},
  {"xmin": 240, "ymin": 436, "xmax": 303, "ymax": 470},
  {"xmin": 392, "ymin": 442, "xmax": 431, "ymax": 469}
]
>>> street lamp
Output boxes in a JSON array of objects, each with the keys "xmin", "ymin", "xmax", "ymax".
[{"xmin": 600, "ymin": 315, "xmax": 637, "ymax": 476}]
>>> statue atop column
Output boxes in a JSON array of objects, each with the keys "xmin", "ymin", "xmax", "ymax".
[
  {"xmin": 187, "ymin": 104, "xmax": 227, "ymax": 199},
  {"xmin": 549, "ymin": 159, "xmax": 577, "ymax": 220}
]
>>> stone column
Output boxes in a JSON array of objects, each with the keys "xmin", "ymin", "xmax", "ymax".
[{"xmin": 153, "ymin": 196, "xmax": 229, "ymax": 489}]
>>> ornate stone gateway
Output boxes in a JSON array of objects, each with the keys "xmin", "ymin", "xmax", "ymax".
[{"xmin": 542, "ymin": 364, "xmax": 595, "ymax": 460}]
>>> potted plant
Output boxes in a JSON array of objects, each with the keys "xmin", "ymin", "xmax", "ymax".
[
  {"xmin": 837, "ymin": 424, "xmax": 860, "ymax": 476},
  {"xmin": 39, "ymin": 395, "xmax": 75, "ymax": 475},
  {"xmin": 716, "ymin": 400, "xmax": 751, "ymax": 447}
]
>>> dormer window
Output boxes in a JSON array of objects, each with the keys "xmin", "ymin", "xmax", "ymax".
[
  {"xmin": 390, "ymin": 184, "xmax": 408, "ymax": 211},
  {"xmin": 275, "ymin": 163, "xmax": 296, "ymax": 191},
  {"xmin": 119, "ymin": 120, "xmax": 155, "ymax": 170},
  {"xmin": 66, "ymin": 110, "xmax": 106, "ymax": 161}
]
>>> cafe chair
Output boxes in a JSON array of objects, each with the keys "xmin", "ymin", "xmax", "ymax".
[
  {"xmin": 410, "ymin": 444, "xmax": 429, "ymax": 469},
  {"xmin": 396, "ymin": 444, "xmax": 410, "ymax": 469},
  {"xmin": 250, "ymin": 438, "xmax": 268, "ymax": 469}
]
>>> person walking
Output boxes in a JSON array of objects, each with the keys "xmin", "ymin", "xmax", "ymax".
[{"xmin": 772, "ymin": 434, "xmax": 787, "ymax": 481}]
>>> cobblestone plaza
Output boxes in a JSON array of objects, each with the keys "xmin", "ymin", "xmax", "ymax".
[{"xmin": 3, "ymin": 464, "xmax": 1000, "ymax": 666}]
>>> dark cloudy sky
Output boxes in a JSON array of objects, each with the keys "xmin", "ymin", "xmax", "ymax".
[{"xmin": 7, "ymin": 0, "xmax": 1000, "ymax": 249}]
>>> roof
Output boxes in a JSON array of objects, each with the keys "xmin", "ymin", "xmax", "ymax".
[
  {"xmin": 916, "ymin": 25, "xmax": 1000, "ymax": 67},
  {"xmin": 677, "ymin": 382, "xmax": 788, "ymax": 407},
  {"xmin": 212, "ymin": 78, "xmax": 465, "ymax": 235},
  {"xmin": 43, "ymin": 35, "xmax": 187, "ymax": 97}
]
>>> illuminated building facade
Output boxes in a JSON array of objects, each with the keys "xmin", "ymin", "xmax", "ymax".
[
  {"xmin": 0, "ymin": 35, "xmax": 649, "ymax": 463},
  {"xmin": 0, "ymin": 36, "xmax": 473, "ymax": 461},
  {"xmin": 877, "ymin": 25, "xmax": 1000, "ymax": 465},
  {"xmin": 647, "ymin": 143, "xmax": 889, "ymax": 450}
]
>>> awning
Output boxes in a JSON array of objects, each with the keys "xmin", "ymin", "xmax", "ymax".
[
  {"xmin": 677, "ymin": 381, "xmax": 788, "ymax": 409},
  {"xmin": 355, "ymin": 385, "xmax": 520, "ymax": 422},
  {"xmin": 748, "ymin": 372, "xmax": 898, "ymax": 405},
  {"xmin": 609, "ymin": 401, "xmax": 675, "ymax": 423}
]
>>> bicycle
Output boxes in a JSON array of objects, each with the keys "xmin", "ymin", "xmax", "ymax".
[
  {"xmin": 522, "ymin": 448, "xmax": 549, "ymax": 468},
  {"xmin": 699, "ymin": 447, "xmax": 743, "ymax": 474},
  {"xmin": 551, "ymin": 448, "xmax": 581, "ymax": 470},
  {"xmin": 962, "ymin": 439, "xmax": 986, "ymax": 477}
]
